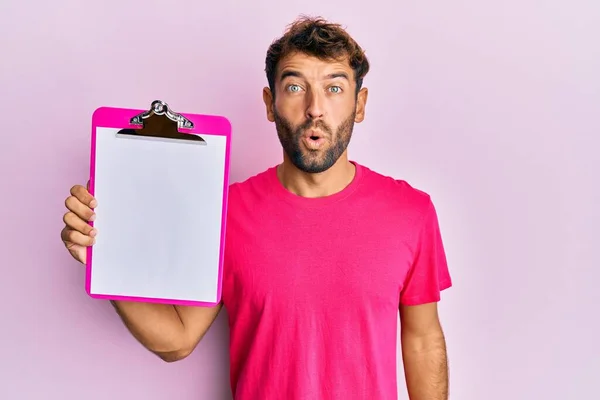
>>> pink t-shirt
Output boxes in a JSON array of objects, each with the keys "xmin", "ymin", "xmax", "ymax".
[{"xmin": 221, "ymin": 162, "xmax": 452, "ymax": 399}]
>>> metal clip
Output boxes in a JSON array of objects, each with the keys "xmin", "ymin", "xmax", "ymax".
[{"xmin": 130, "ymin": 100, "xmax": 194, "ymax": 130}]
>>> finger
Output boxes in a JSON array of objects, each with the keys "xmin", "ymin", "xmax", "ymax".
[
  {"xmin": 63, "ymin": 211, "xmax": 97, "ymax": 236},
  {"xmin": 64, "ymin": 195, "xmax": 96, "ymax": 222},
  {"xmin": 70, "ymin": 184, "xmax": 97, "ymax": 208},
  {"xmin": 61, "ymin": 226, "xmax": 95, "ymax": 247}
]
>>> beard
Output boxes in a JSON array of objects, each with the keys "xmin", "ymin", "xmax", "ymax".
[{"xmin": 273, "ymin": 107, "xmax": 356, "ymax": 174}]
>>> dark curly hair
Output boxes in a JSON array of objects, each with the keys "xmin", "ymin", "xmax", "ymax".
[{"xmin": 265, "ymin": 15, "xmax": 370, "ymax": 97}]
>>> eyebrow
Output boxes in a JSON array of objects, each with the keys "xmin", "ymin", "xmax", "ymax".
[
  {"xmin": 279, "ymin": 70, "xmax": 350, "ymax": 82},
  {"xmin": 326, "ymin": 72, "xmax": 350, "ymax": 81}
]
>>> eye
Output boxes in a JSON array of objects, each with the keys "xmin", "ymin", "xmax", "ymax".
[
  {"xmin": 287, "ymin": 84, "xmax": 302, "ymax": 92},
  {"xmin": 328, "ymin": 86, "xmax": 342, "ymax": 93}
]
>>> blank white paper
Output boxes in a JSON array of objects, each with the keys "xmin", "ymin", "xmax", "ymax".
[{"xmin": 89, "ymin": 127, "xmax": 227, "ymax": 304}]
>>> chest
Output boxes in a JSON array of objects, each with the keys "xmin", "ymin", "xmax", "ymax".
[{"xmin": 222, "ymin": 203, "xmax": 415, "ymax": 312}]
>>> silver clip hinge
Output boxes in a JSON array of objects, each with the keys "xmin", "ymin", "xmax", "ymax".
[{"xmin": 130, "ymin": 100, "xmax": 194, "ymax": 130}]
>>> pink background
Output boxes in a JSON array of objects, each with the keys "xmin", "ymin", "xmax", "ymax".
[{"xmin": 1, "ymin": 1, "xmax": 598, "ymax": 399}]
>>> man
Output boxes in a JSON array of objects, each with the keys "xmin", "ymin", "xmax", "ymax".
[{"xmin": 61, "ymin": 15, "xmax": 452, "ymax": 400}]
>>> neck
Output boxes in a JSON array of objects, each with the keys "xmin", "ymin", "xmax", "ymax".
[{"xmin": 277, "ymin": 153, "xmax": 356, "ymax": 198}]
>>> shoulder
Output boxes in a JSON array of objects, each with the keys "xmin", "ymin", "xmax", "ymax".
[
  {"xmin": 226, "ymin": 166, "xmax": 277, "ymax": 207},
  {"xmin": 356, "ymin": 162, "xmax": 442, "ymax": 241},
  {"xmin": 357, "ymin": 163, "xmax": 434, "ymax": 213},
  {"xmin": 229, "ymin": 166, "xmax": 275, "ymax": 191}
]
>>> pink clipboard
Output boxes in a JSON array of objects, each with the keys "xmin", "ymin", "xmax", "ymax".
[{"xmin": 86, "ymin": 100, "xmax": 231, "ymax": 307}]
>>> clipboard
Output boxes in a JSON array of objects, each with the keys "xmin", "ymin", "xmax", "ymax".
[{"xmin": 85, "ymin": 100, "xmax": 232, "ymax": 307}]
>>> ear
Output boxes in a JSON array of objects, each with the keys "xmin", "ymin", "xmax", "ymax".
[
  {"xmin": 263, "ymin": 87, "xmax": 275, "ymax": 122},
  {"xmin": 354, "ymin": 87, "xmax": 368, "ymax": 123}
]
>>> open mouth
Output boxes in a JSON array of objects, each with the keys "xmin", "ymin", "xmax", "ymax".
[{"xmin": 303, "ymin": 133, "xmax": 325, "ymax": 149}]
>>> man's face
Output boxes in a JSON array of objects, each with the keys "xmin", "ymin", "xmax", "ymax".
[{"xmin": 263, "ymin": 52, "xmax": 368, "ymax": 174}]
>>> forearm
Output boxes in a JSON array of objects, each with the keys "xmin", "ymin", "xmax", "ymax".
[
  {"xmin": 401, "ymin": 330, "xmax": 449, "ymax": 400},
  {"xmin": 111, "ymin": 300, "xmax": 187, "ymax": 357}
]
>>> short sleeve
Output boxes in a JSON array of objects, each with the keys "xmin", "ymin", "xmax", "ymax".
[{"xmin": 399, "ymin": 198, "xmax": 452, "ymax": 306}]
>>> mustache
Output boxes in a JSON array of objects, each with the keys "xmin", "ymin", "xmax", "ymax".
[{"xmin": 296, "ymin": 119, "xmax": 332, "ymax": 136}]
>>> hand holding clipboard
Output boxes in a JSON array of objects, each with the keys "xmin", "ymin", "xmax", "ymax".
[{"xmin": 61, "ymin": 180, "xmax": 97, "ymax": 264}]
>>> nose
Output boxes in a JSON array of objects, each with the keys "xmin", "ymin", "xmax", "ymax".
[{"xmin": 305, "ymin": 89, "xmax": 324, "ymax": 120}]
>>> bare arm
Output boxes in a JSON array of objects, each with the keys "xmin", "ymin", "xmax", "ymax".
[
  {"xmin": 399, "ymin": 302, "xmax": 449, "ymax": 400},
  {"xmin": 110, "ymin": 300, "xmax": 222, "ymax": 362},
  {"xmin": 61, "ymin": 183, "xmax": 220, "ymax": 362}
]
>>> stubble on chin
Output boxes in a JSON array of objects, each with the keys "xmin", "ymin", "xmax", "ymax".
[{"xmin": 273, "ymin": 108, "xmax": 356, "ymax": 174}]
